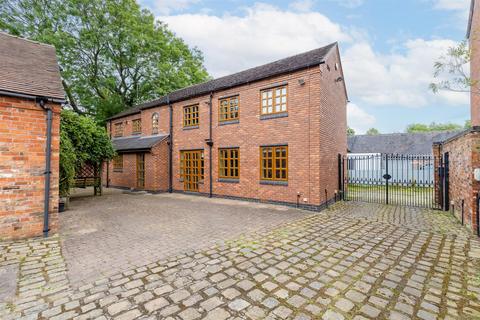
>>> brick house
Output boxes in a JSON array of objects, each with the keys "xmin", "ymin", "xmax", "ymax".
[
  {"xmin": 433, "ymin": 0, "xmax": 480, "ymax": 235},
  {"xmin": 0, "ymin": 32, "xmax": 64, "ymax": 239},
  {"xmin": 105, "ymin": 43, "xmax": 348, "ymax": 210}
]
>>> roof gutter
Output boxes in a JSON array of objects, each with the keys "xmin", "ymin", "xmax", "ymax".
[{"xmin": 0, "ymin": 89, "xmax": 65, "ymax": 104}]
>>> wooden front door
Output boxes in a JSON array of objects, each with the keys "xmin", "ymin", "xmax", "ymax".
[
  {"xmin": 180, "ymin": 150, "xmax": 204, "ymax": 192},
  {"xmin": 136, "ymin": 153, "xmax": 145, "ymax": 189}
]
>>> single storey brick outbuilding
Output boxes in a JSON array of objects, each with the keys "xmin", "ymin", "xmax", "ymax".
[
  {"xmin": 105, "ymin": 43, "xmax": 348, "ymax": 210},
  {"xmin": 0, "ymin": 32, "xmax": 64, "ymax": 239}
]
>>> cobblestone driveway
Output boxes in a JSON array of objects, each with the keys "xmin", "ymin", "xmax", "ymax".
[{"xmin": 1, "ymin": 200, "xmax": 480, "ymax": 320}]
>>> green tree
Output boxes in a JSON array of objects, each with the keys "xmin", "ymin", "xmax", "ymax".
[
  {"xmin": 0, "ymin": 0, "xmax": 209, "ymax": 122},
  {"xmin": 366, "ymin": 128, "xmax": 380, "ymax": 135},
  {"xmin": 465, "ymin": 119, "xmax": 472, "ymax": 128},
  {"xmin": 406, "ymin": 122, "xmax": 462, "ymax": 133},
  {"xmin": 60, "ymin": 110, "xmax": 115, "ymax": 196},
  {"xmin": 430, "ymin": 40, "xmax": 474, "ymax": 94},
  {"xmin": 347, "ymin": 127, "xmax": 355, "ymax": 137}
]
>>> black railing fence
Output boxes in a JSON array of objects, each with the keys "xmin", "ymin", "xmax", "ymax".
[{"xmin": 341, "ymin": 153, "xmax": 442, "ymax": 209}]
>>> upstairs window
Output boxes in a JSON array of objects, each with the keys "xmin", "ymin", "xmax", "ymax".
[
  {"xmin": 183, "ymin": 104, "xmax": 199, "ymax": 127},
  {"xmin": 113, "ymin": 154, "xmax": 123, "ymax": 172},
  {"xmin": 219, "ymin": 96, "xmax": 239, "ymax": 122},
  {"xmin": 219, "ymin": 148, "xmax": 239, "ymax": 179},
  {"xmin": 261, "ymin": 85, "xmax": 287, "ymax": 115},
  {"xmin": 152, "ymin": 113, "xmax": 159, "ymax": 134},
  {"xmin": 132, "ymin": 119, "xmax": 141, "ymax": 135},
  {"xmin": 260, "ymin": 146, "xmax": 288, "ymax": 181},
  {"xmin": 114, "ymin": 122, "xmax": 123, "ymax": 137}
]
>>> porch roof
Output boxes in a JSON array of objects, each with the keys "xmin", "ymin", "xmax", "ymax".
[{"xmin": 112, "ymin": 134, "xmax": 168, "ymax": 153}]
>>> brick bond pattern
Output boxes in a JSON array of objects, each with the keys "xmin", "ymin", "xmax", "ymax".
[
  {"xmin": 0, "ymin": 96, "xmax": 61, "ymax": 240},
  {"xmin": 434, "ymin": 131, "xmax": 480, "ymax": 235},
  {"xmin": 1, "ymin": 202, "xmax": 480, "ymax": 320},
  {"xmin": 105, "ymin": 48, "xmax": 347, "ymax": 210}
]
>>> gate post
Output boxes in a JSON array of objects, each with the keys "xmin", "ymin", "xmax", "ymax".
[
  {"xmin": 385, "ymin": 154, "xmax": 389, "ymax": 205},
  {"xmin": 338, "ymin": 154, "xmax": 343, "ymax": 200}
]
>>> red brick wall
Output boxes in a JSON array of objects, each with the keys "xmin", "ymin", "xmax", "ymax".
[
  {"xmin": 106, "ymin": 55, "xmax": 348, "ymax": 209},
  {"xmin": 0, "ymin": 96, "xmax": 60, "ymax": 240},
  {"xmin": 438, "ymin": 131, "xmax": 480, "ymax": 234},
  {"xmin": 470, "ymin": 0, "xmax": 480, "ymax": 127},
  {"xmin": 105, "ymin": 140, "xmax": 169, "ymax": 192}
]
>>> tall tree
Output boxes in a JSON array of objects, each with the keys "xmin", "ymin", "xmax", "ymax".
[
  {"xmin": 406, "ymin": 122, "xmax": 462, "ymax": 133},
  {"xmin": 430, "ymin": 40, "xmax": 474, "ymax": 94},
  {"xmin": 0, "ymin": 0, "xmax": 209, "ymax": 122},
  {"xmin": 366, "ymin": 128, "xmax": 380, "ymax": 135}
]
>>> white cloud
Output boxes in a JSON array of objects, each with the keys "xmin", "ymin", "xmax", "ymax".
[
  {"xmin": 433, "ymin": 0, "xmax": 470, "ymax": 11},
  {"xmin": 342, "ymin": 39, "xmax": 469, "ymax": 108},
  {"xmin": 289, "ymin": 0, "xmax": 315, "ymax": 12},
  {"xmin": 331, "ymin": 0, "xmax": 364, "ymax": 8},
  {"xmin": 347, "ymin": 103, "xmax": 376, "ymax": 134},
  {"xmin": 161, "ymin": 3, "xmax": 351, "ymax": 77},
  {"xmin": 143, "ymin": 0, "xmax": 200, "ymax": 15},
  {"xmin": 159, "ymin": 2, "xmax": 468, "ymax": 113}
]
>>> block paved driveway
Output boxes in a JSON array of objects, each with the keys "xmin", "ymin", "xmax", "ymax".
[
  {"xmin": 60, "ymin": 189, "xmax": 310, "ymax": 287},
  {"xmin": 1, "ymin": 196, "xmax": 480, "ymax": 320}
]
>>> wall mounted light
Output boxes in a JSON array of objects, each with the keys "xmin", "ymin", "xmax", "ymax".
[{"xmin": 298, "ymin": 79, "xmax": 305, "ymax": 85}]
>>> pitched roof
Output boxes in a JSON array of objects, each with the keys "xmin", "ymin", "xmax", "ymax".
[
  {"xmin": 112, "ymin": 134, "xmax": 168, "ymax": 153},
  {"xmin": 468, "ymin": 0, "xmax": 475, "ymax": 38},
  {"xmin": 108, "ymin": 43, "xmax": 338, "ymax": 120},
  {"xmin": 0, "ymin": 32, "xmax": 65, "ymax": 101},
  {"xmin": 347, "ymin": 131, "xmax": 462, "ymax": 155}
]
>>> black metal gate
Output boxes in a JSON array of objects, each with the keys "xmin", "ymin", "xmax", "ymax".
[{"xmin": 340, "ymin": 153, "xmax": 443, "ymax": 209}]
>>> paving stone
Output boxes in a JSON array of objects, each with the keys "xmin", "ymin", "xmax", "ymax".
[
  {"xmin": 335, "ymin": 298, "xmax": 354, "ymax": 312},
  {"xmin": 200, "ymin": 296, "xmax": 223, "ymax": 311},
  {"xmin": 144, "ymin": 297, "xmax": 168, "ymax": 313},
  {"xmin": 204, "ymin": 308, "xmax": 230, "ymax": 320},
  {"xmin": 178, "ymin": 307, "xmax": 201, "ymax": 320},
  {"xmin": 107, "ymin": 300, "xmax": 132, "ymax": 316},
  {"xmin": 228, "ymin": 298, "xmax": 250, "ymax": 311},
  {"xmin": 322, "ymin": 310, "xmax": 344, "ymax": 320}
]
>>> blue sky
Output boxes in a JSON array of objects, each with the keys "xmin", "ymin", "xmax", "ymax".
[{"xmin": 139, "ymin": 0, "xmax": 471, "ymax": 134}]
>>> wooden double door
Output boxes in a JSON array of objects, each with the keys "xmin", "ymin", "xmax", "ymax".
[{"xmin": 180, "ymin": 150, "xmax": 204, "ymax": 192}]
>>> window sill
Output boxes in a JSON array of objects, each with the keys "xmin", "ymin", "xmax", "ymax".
[
  {"xmin": 219, "ymin": 119, "xmax": 239, "ymax": 126},
  {"xmin": 260, "ymin": 180, "xmax": 288, "ymax": 186},
  {"xmin": 132, "ymin": 132, "xmax": 141, "ymax": 135},
  {"xmin": 260, "ymin": 112, "xmax": 288, "ymax": 121},
  {"xmin": 218, "ymin": 178, "xmax": 239, "ymax": 183},
  {"xmin": 113, "ymin": 169, "xmax": 123, "ymax": 173},
  {"xmin": 183, "ymin": 125, "xmax": 199, "ymax": 131}
]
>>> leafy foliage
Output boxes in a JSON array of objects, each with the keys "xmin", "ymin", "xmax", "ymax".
[
  {"xmin": 347, "ymin": 127, "xmax": 356, "ymax": 137},
  {"xmin": 59, "ymin": 130, "xmax": 76, "ymax": 197},
  {"xmin": 60, "ymin": 110, "xmax": 115, "ymax": 196},
  {"xmin": 0, "ymin": 0, "xmax": 209, "ymax": 122},
  {"xmin": 366, "ymin": 128, "xmax": 380, "ymax": 135},
  {"xmin": 430, "ymin": 40, "xmax": 473, "ymax": 94},
  {"xmin": 406, "ymin": 122, "xmax": 462, "ymax": 133}
]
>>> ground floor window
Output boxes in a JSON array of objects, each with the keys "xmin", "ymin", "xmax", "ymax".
[
  {"xmin": 113, "ymin": 154, "xmax": 123, "ymax": 172},
  {"xmin": 219, "ymin": 148, "xmax": 239, "ymax": 179},
  {"xmin": 260, "ymin": 146, "xmax": 288, "ymax": 181},
  {"xmin": 180, "ymin": 150, "xmax": 204, "ymax": 191}
]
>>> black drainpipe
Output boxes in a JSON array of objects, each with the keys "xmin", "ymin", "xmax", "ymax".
[
  {"xmin": 206, "ymin": 92, "xmax": 214, "ymax": 198},
  {"xmin": 106, "ymin": 121, "xmax": 111, "ymax": 188},
  {"xmin": 37, "ymin": 98, "xmax": 53, "ymax": 238},
  {"xmin": 168, "ymin": 96, "xmax": 173, "ymax": 193}
]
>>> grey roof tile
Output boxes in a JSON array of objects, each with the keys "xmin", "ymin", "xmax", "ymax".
[
  {"xmin": 112, "ymin": 134, "xmax": 168, "ymax": 152},
  {"xmin": 108, "ymin": 43, "xmax": 337, "ymax": 120},
  {"xmin": 347, "ymin": 131, "xmax": 462, "ymax": 155},
  {"xmin": 0, "ymin": 32, "xmax": 65, "ymax": 101}
]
